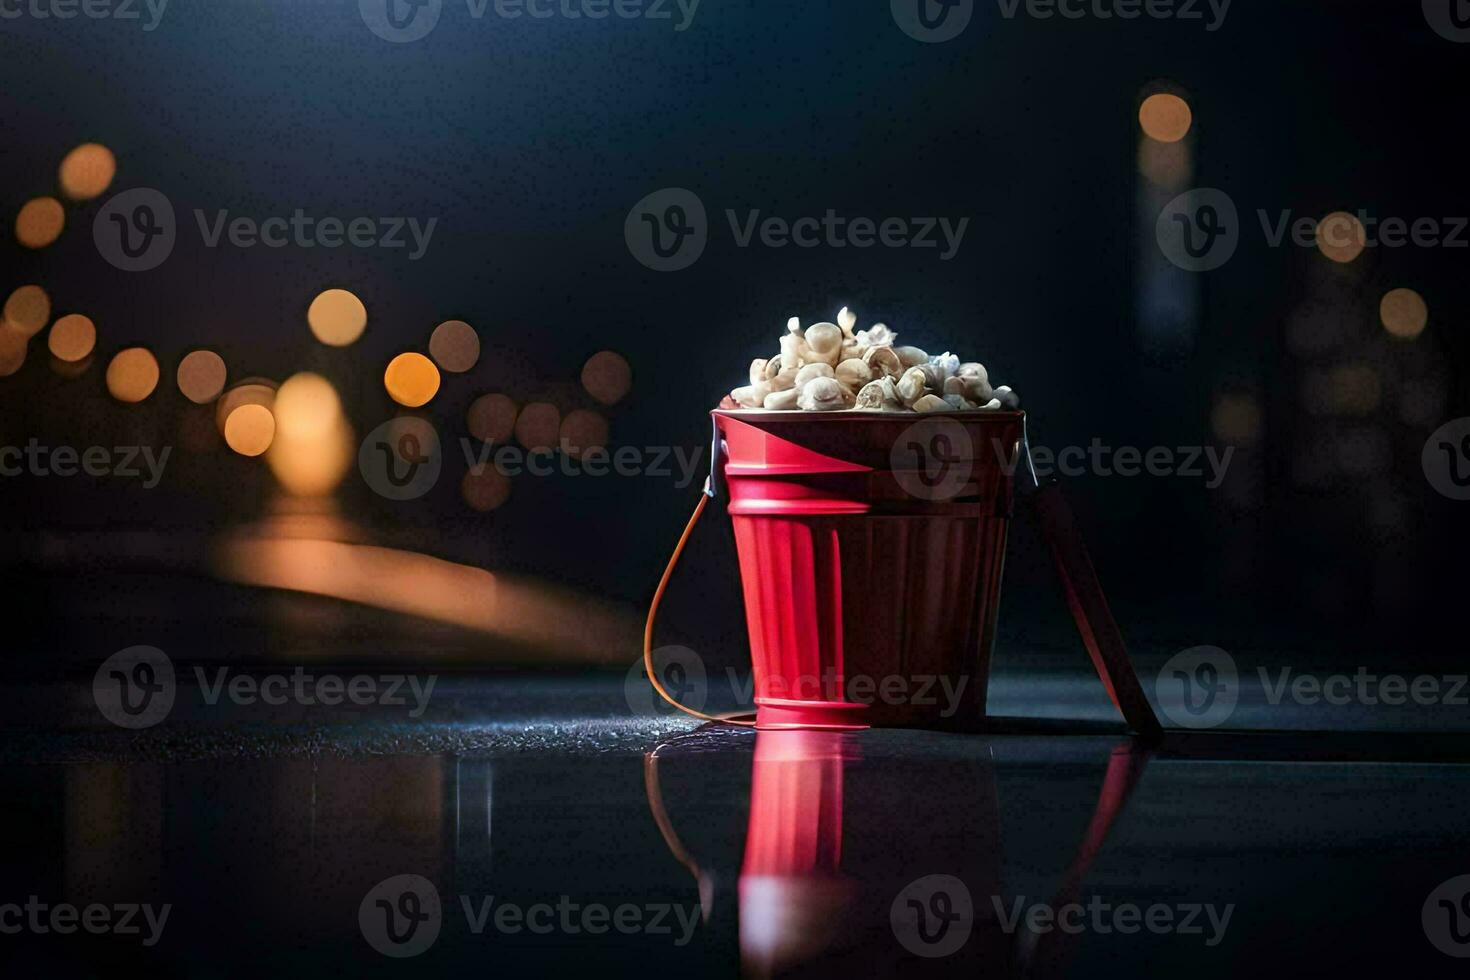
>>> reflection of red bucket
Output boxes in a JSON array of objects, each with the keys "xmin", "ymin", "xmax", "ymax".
[{"xmin": 714, "ymin": 409, "xmax": 1025, "ymax": 730}]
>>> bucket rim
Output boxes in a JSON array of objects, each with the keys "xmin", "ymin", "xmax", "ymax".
[{"xmin": 712, "ymin": 407, "xmax": 1025, "ymax": 421}]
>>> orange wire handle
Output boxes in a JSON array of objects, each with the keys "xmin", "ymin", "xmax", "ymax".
[{"xmin": 643, "ymin": 483, "xmax": 756, "ymax": 727}]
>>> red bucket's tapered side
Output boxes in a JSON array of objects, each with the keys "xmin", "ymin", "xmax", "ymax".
[{"xmin": 716, "ymin": 410, "xmax": 1024, "ymax": 730}]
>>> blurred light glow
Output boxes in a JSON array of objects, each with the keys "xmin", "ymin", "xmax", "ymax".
[
  {"xmin": 1315, "ymin": 211, "xmax": 1366, "ymax": 264},
  {"xmin": 15, "ymin": 196, "xmax": 65, "ymax": 249},
  {"xmin": 559, "ymin": 408, "xmax": 609, "ymax": 456},
  {"xmin": 224, "ymin": 403, "xmax": 276, "ymax": 456},
  {"xmin": 215, "ymin": 379, "xmax": 277, "ymax": 435},
  {"xmin": 581, "ymin": 350, "xmax": 632, "ymax": 405},
  {"xmin": 0, "ymin": 323, "xmax": 26, "ymax": 377},
  {"xmin": 48, "ymin": 314, "xmax": 96, "ymax": 362},
  {"xmin": 176, "ymin": 350, "xmax": 227, "ymax": 404},
  {"xmin": 1210, "ymin": 394, "xmax": 1262, "ymax": 447},
  {"xmin": 429, "ymin": 319, "xmax": 480, "ymax": 373},
  {"xmin": 462, "ymin": 464, "xmax": 512, "ymax": 512},
  {"xmin": 4, "ymin": 284, "xmax": 51, "ymax": 337},
  {"xmin": 268, "ymin": 373, "xmax": 352, "ymax": 497},
  {"xmin": 514, "ymin": 401, "xmax": 561, "ymax": 453},
  {"xmin": 1379, "ymin": 288, "xmax": 1427, "ymax": 339},
  {"xmin": 58, "ymin": 143, "xmax": 117, "ymax": 201},
  {"xmin": 307, "ymin": 288, "xmax": 367, "ymax": 346},
  {"xmin": 384, "ymin": 352, "xmax": 440, "ymax": 407},
  {"xmin": 1138, "ymin": 94, "xmax": 1192, "ymax": 143},
  {"xmin": 1137, "ymin": 137, "xmax": 1191, "ymax": 189},
  {"xmin": 105, "ymin": 347, "xmax": 160, "ymax": 403},
  {"xmin": 467, "ymin": 392, "xmax": 518, "ymax": 443}
]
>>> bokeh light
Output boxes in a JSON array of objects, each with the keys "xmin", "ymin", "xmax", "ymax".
[
  {"xmin": 462, "ymin": 464, "xmax": 512, "ymax": 512},
  {"xmin": 580, "ymin": 350, "xmax": 632, "ymax": 405},
  {"xmin": 1137, "ymin": 137, "xmax": 1191, "ymax": 189},
  {"xmin": 268, "ymin": 372, "xmax": 352, "ymax": 496},
  {"xmin": 559, "ymin": 408, "xmax": 608, "ymax": 457},
  {"xmin": 1138, "ymin": 94, "xmax": 1192, "ymax": 143},
  {"xmin": 224, "ymin": 404, "xmax": 276, "ymax": 457},
  {"xmin": 1210, "ymin": 394, "xmax": 1262, "ymax": 447},
  {"xmin": 58, "ymin": 143, "xmax": 117, "ymax": 201},
  {"xmin": 0, "ymin": 323, "xmax": 26, "ymax": 378},
  {"xmin": 215, "ymin": 379, "xmax": 277, "ymax": 435},
  {"xmin": 48, "ymin": 314, "xmax": 96, "ymax": 362},
  {"xmin": 176, "ymin": 349, "xmax": 228, "ymax": 403},
  {"xmin": 1379, "ymin": 287, "xmax": 1427, "ymax": 339},
  {"xmin": 384, "ymin": 352, "xmax": 440, "ymax": 407},
  {"xmin": 429, "ymin": 319, "xmax": 480, "ymax": 373},
  {"xmin": 306, "ymin": 288, "xmax": 367, "ymax": 346},
  {"xmin": 1315, "ymin": 211, "xmax": 1366, "ymax": 264},
  {"xmin": 4, "ymin": 285, "xmax": 51, "ymax": 338},
  {"xmin": 467, "ymin": 392, "xmax": 518, "ymax": 443},
  {"xmin": 15, "ymin": 196, "xmax": 65, "ymax": 249},
  {"xmin": 514, "ymin": 401, "xmax": 561, "ymax": 453},
  {"xmin": 105, "ymin": 347, "xmax": 160, "ymax": 403}
]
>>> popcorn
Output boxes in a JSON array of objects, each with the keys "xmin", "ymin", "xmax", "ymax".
[{"xmin": 725, "ymin": 310, "xmax": 1020, "ymax": 413}]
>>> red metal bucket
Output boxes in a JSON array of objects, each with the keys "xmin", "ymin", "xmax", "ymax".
[{"xmin": 714, "ymin": 409, "xmax": 1026, "ymax": 731}]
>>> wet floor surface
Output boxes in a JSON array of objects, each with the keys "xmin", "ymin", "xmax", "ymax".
[{"xmin": 6, "ymin": 673, "xmax": 1470, "ymax": 977}]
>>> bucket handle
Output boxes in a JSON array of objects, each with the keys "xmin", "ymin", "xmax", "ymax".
[{"xmin": 644, "ymin": 476, "xmax": 757, "ymax": 727}]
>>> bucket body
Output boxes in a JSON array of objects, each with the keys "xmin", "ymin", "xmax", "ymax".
[{"xmin": 714, "ymin": 409, "xmax": 1025, "ymax": 730}]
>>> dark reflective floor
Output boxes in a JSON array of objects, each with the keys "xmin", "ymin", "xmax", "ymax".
[{"xmin": 6, "ymin": 673, "xmax": 1470, "ymax": 978}]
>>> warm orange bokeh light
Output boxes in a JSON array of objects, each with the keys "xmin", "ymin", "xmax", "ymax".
[
  {"xmin": 429, "ymin": 319, "xmax": 480, "ymax": 373},
  {"xmin": 215, "ymin": 380, "xmax": 277, "ymax": 435},
  {"xmin": 48, "ymin": 314, "xmax": 97, "ymax": 362},
  {"xmin": 0, "ymin": 323, "xmax": 26, "ymax": 378},
  {"xmin": 462, "ymin": 464, "xmax": 512, "ymax": 512},
  {"xmin": 467, "ymin": 393, "xmax": 518, "ymax": 443},
  {"xmin": 559, "ymin": 408, "xmax": 608, "ymax": 457},
  {"xmin": 384, "ymin": 352, "xmax": 441, "ymax": 407},
  {"xmin": 1315, "ymin": 211, "xmax": 1366, "ymax": 264},
  {"xmin": 59, "ymin": 143, "xmax": 117, "ymax": 201},
  {"xmin": 177, "ymin": 349, "xmax": 228, "ymax": 403},
  {"xmin": 269, "ymin": 373, "xmax": 352, "ymax": 497},
  {"xmin": 307, "ymin": 288, "xmax": 367, "ymax": 346},
  {"xmin": 105, "ymin": 347, "xmax": 160, "ymax": 403},
  {"xmin": 15, "ymin": 197, "xmax": 65, "ymax": 249},
  {"xmin": 581, "ymin": 350, "xmax": 632, "ymax": 406},
  {"xmin": 224, "ymin": 403, "xmax": 276, "ymax": 457},
  {"xmin": 4, "ymin": 285, "xmax": 51, "ymax": 337},
  {"xmin": 514, "ymin": 401, "xmax": 561, "ymax": 453},
  {"xmin": 1380, "ymin": 288, "xmax": 1427, "ymax": 339},
  {"xmin": 1138, "ymin": 94, "xmax": 1192, "ymax": 143}
]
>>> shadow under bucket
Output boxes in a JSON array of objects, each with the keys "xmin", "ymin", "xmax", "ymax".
[{"xmin": 714, "ymin": 408, "xmax": 1026, "ymax": 731}]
